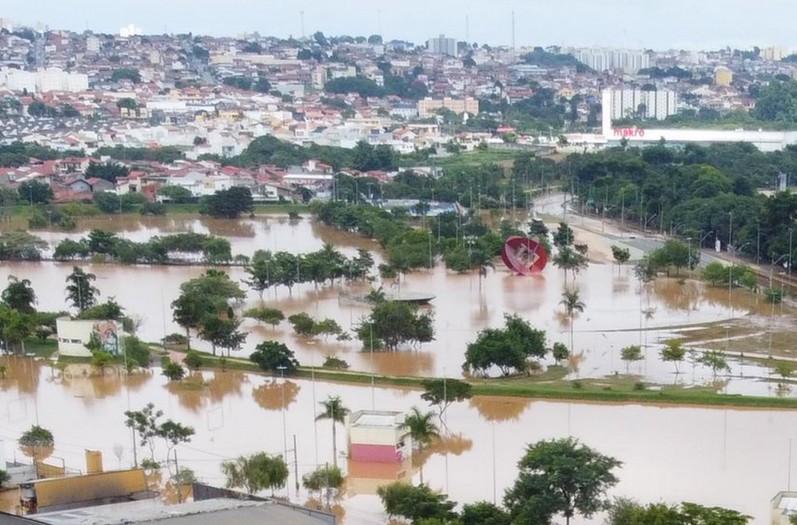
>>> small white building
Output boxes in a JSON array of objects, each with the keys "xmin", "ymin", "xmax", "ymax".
[
  {"xmin": 772, "ymin": 491, "xmax": 797, "ymax": 524},
  {"xmin": 55, "ymin": 318, "xmax": 124, "ymax": 357},
  {"xmin": 348, "ymin": 410, "xmax": 411, "ymax": 463}
]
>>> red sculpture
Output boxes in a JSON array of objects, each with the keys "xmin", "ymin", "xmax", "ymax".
[{"xmin": 501, "ymin": 236, "xmax": 548, "ymax": 275}]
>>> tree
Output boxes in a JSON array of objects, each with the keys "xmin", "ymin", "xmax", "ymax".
[
  {"xmin": 316, "ymin": 395, "xmax": 349, "ymax": 468},
  {"xmin": 288, "ymin": 312, "xmax": 316, "ymax": 336},
  {"xmin": 552, "ymin": 246, "xmax": 588, "ymax": 284},
  {"xmin": 699, "ymin": 350, "xmax": 730, "ymax": 380},
  {"xmin": 201, "ymin": 187, "xmax": 254, "ymax": 218},
  {"xmin": 660, "ymin": 340, "xmax": 686, "ymax": 374},
  {"xmin": 17, "ymin": 180, "xmax": 53, "ymax": 204},
  {"xmin": 552, "ymin": 342, "xmax": 570, "ymax": 365},
  {"xmin": 610, "ymin": 245, "xmax": 631, "ymax": 270},
  {"xmin": 111, "ymin": 68, "xmax": 141, "ymax": 83},
  {"xmin": 560, "ymin": 288, "xmax": 585, "ymax": 353},
  {"xmin": 183, "ymin": 351, "xmax": 204, "ymax": 370},
  {"xmin": 464, "ymin": 315, "xmax": 548, "ymax": 377},
  {"xmin": 172, "ymin": 270, "xmax": 245, "ymax": 350},
  {"xmin": 460, "ymin": 502, "xmax": 511, "ymax": 525},
  {"xmin": 158, "ymin": 419, "xmax": 194, "ymax": 469},
  {"xmin": 553, "ymin": 222, "xmax": 575, "ymax": 248},
  {"xmin": 19, "ymin": 425, "xmax": 54, "ymax": 448},
  {"xmin": 378, "ymin": 482, "xmax": 457, "ymax": 523},
  {"xmin": 65, "ymin": 266, "xmax": 99, "ymax": 312},
  {"xmin": 606, "ymin": 499, "xmax": 750, "ymax": 525},
  {"xmin": 244, "ymin": 307, "xmax": 284, "ymax": 328},
  {"xmin": 198, "ymin": 315, "xmax": 246, "ymax": 357},
  {"xmin": 313, "ymin": 318, "xmax": 343, "ymax": 340},
  {"xmin": 124, "ymin": 403, "xmax": 163, "ymax": 462},
  {"xmin": 402, "ymin": 407, "xmax": 440, "ymax": 484},
  {"xmin": 157, "ymin": 185, "xmax": 193, "ymax": 204},
  {"xmin": 85, "ymin": 162, "xmax": 130, "ymax": 183},
  {"xmin": 161, "ymin": 359, "xmax": 186, "ymax": 381},
  {"xmin": 420, "ymin": 378, "xmax": 473, "ymax": 418},
  {"xmin": 620, "ymin": 345, "xmax": 643, "ymax": 373},
  {"xmin": 0, "ymin": 469, "xmax": 9, "ymax": 488},
  {"xmin": 356, "ymin": 300, "xmax": 434, "ymax": 351},
  {"xmin": 221, "ymin": 452, "xmax": 289, "ymax": 495},
  {"xmin": 2, "ymin": 275, "xmax": 36, "ymax": 313},
  {"xmin": 302, "ymin": 464, "xmax": 344, "ymax": 506},
  {"xmin": 505, "ymin": 437, "xmax": 621, "ymax": 525},
  {"xmin": 249, "ymin": 341, "xmax": 299, "ymax": 373}
]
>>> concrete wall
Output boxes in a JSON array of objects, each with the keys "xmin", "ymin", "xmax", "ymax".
[
  {"xmin": 34, "ymin": 469, "xmax": 147, "ymax": 511},
  {"xmin": 56, "ymin": 318, "xmax": 122, "ymax": 357},
  {"xmin": 350, "ymin": 443, "xmax": 405, "ymax": 463}
]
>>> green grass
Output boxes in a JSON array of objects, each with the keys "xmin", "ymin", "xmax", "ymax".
[
  {"xmin": 23, "ymin": 338, "xmax": 58, "ymax": 358},
  {"xmin": 429, "ymin": 150, "xmax": 519, "ymax": 170},
  {"xmin": 159, "ymin": 349, "xmax": 797, "ymax": 409}
]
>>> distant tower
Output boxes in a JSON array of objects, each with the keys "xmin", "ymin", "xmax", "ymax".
[{"xmin": 511, "ymin": 11, "xmax": 516, "ymax": 60}]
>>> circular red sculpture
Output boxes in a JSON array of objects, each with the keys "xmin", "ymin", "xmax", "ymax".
[{"xmin": 501, "ymin": 236, "xmax": 548, "ymax": 275}]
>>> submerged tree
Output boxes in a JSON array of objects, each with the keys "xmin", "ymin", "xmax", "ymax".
[
  {"xmin": 65, "ymin": 266, "xmax": 100, "ymax": 312},
  {"xmin": 316, "ymin": 395, "xmax": 350, "ymax": 468}
]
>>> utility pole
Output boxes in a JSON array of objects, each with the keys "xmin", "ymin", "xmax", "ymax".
[
  {"xmin": 174, "ymin": 449, "xmax": 182, "ymax": 504},
  {"xmin": 293, "ymin": 434, "xmax": 299, "ymax": 495}
]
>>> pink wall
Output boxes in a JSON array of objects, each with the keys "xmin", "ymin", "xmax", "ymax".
[{"xmin": 350, "ymin": 444, "xmax": 403, "ymax": 463}]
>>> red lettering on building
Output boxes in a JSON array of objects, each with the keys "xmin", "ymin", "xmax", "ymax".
[{"xmin": 612, "ymin": 127, "xmax": 645, "ymax": 138}]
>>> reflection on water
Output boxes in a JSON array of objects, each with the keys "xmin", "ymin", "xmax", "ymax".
[
  {"xmin": 468, "ymin": 395, "xmax": 532, "ymax": 422},
  {"xmin": 0, "ymin": 366, "xmax": 794, "ymax": 524},
  {"xmin": 0, "ymin": 216, "xmax": 791, "ymax": 388},
  {"xmin": 252, "ymin": 379, "xmax": 300, "ymax": 411}
]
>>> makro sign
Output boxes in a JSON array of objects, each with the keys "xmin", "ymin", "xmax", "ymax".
[{"xmin": 613, "ymin": 127, "xmax": 645, "ymax": 137}]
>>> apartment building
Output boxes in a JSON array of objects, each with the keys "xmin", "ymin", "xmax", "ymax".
[{"xmin": 417, "ymin": 96, "xmax": 479, "ymax": 117}]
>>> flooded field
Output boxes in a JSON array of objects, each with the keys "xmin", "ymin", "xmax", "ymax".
[
  {"xmin": 0, "ymin": 360, "xmax": 794, "ymax": 524},
  {"xmin": 1, "ymin": 214, "xmax": 793, "ymax": 392}
]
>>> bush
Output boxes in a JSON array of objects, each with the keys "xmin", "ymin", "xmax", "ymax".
[
  {"xmin": 184, "ymin": 351, "xmax": 204, "ymax": 370},
  {"xmin": 163, "ymin": 333, "xmax": 188, "ymax": 348},
  {"xmin": 140, "ymin": 201, "xmax": 167, "ymax": 216},
  {"xmin": 19, "ymin": 425, "xmax": 54, "ymax": 448},
  {"xmin": 322, "ymin": 355, "xmax": 350, "ymax": 369}
]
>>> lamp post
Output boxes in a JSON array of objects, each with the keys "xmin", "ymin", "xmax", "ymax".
[
  {"xmin": 768, "ymin": 254, "xmax": 788, "ymax": 358},
  {"xmin": 276, "ymin": 365, "xmax": 288, "ymax": 499}
]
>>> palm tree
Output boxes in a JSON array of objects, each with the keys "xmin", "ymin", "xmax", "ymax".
[
  {"xmin": 401, "ymin": 407, "xmax": 440, "ymax": 484},
  {"xmin": 560, "ymin": 288, "xmax": 585, "ymax": 354},
  {"xmin": 316, "ymin": 396, "xmax": 350, "ymax": 468}
]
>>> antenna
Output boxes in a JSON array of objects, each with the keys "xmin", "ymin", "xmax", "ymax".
[
  {"xmin": 300, "ymin": 10, "xmax": 305, "ymax": 39},
  {"xmin": 511, "ymin": 10, "xmax": 516, "ymax": 60}
]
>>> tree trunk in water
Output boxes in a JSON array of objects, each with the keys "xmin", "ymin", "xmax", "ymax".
[{"xmin": 185, "ymin": 328, "xmax": 191, "ymax": 351}]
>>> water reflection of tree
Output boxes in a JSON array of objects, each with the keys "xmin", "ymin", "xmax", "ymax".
[
  {"xmin": 371, "ymin": 352, "xmax": 434, "ymax": 376},
  {"xmin": 469, "ymin": 395, "xmax": 531, "ymax": 422},
  {"xmin": 207, "ymin": 371, "xmax": 248, "ymax": 403},
  {"xmin": 0, "ymin": 356, "xmax": 42, "ymax": 394},
  {"xmin": 651, "ymin": 278, "xmax": 701, "ymax": 312},
  {"xmin": 252, "ymin": 379, "xmax": 300, "ymax": 410},
  {"xmin": 201, "ymin": 218, "xmax": 256, "ymax": 238},
  {"xmin": 55, "ymin": 365, "xmax": 153, "ymax": 402},
  {"xmin": 166, "ymin": 374, "xmax": 207, "ymax": 412},
  {"xmin": 612, "ymin": 276, "xmax": 630, "ymax": 295}
]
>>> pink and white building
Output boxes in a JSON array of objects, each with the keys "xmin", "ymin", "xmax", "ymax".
[{"xmin": 347, "ymin": 411, "xmax": 411, "ymax": 463}]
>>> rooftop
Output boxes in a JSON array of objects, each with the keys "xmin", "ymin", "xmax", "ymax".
[
  {"xmin": 350, "ymin": 410, "xmax": 404, "ymax": 428},
  {"xmin": 35, "ymin": 497, "xmax": 333, "ymax": 525}
]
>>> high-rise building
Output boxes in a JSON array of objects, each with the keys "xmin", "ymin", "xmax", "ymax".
[
  {"xmin": 426, "ymin": 34, "xmax": 457, "ymax": 56},
  {"xmin": 571, "ymin": 48, "xmax": 650, "ymax": 74},
  {"xmin": 603, "ymin": 88, "xmax": 678, "ymax": 122}
]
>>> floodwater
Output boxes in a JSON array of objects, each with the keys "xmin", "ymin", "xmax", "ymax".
[
  {"xmin": 0, "ymin": 214, "xmax": 789, "ymax": 391},
  {"xmin": 0, "ymin": 360, "xmax": 794, "ymax": 524}
]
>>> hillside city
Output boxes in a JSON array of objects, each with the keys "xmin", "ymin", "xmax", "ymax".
[
  {"xmin": 6, "ymin": 9, "xmax": 797, "ymax": 525},
  {"xmin": 1, "ymin": 18, "xmax": 797, "ymax": 202}
]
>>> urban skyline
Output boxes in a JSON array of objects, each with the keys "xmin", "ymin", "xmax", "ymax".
[{"xmin": 3, "ymin": 0, "xmax": 797, "ymax": 51}]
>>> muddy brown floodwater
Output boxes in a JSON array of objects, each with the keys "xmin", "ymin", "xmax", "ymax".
[
  {"xmin": 0, "ymin": 360, "xmax": 795, "ymax": 524},
  {"xmin": 1, "ymin": 215, "xmax": 790, "ymax": 393}
]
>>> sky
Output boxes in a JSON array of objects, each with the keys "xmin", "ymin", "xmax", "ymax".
[{"xmin": 2, "ymin": 0, "xmax": 797, "ymax": 51}]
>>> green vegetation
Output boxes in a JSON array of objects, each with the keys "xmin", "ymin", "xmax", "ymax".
[
  {"xmin": 566, "ymin": 142, "xmax": 797, "ymax": 263},
  {"xmin": 464, "ymin": 315, "xmax": 547, "ymax": 376},
  {"xmin": 200, "ymin": 187, "xmax": 253, "ymax": 219},
  {"xmin": 54, "ymin": 230, "xmax": 233, "ymax": 264},
  {"xmin": 316, "ymin": 395, "xmax": 349, "ymax": 468},
  {"xmin": 19, "ymin": 425, "xmax": 54, "ymax": 448},
  {"xmin": 607, "ymin": 499, "xmax": 749, "ymax": 525},
  {"xmin": 249, "ymin": 341, "xmax": 299, "ymax": 374},
  {"xmin": 356, "ymin": 300, "xmax": 434, "ymax": 351},
  {"xmin": 111, "ymin": 68, "xmax": 142, "ymax": 83}
]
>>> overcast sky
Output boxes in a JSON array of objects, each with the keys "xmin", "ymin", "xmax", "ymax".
[{"xmin": 3, "ymin": 0, "xmax": 795, "ymax": 51}]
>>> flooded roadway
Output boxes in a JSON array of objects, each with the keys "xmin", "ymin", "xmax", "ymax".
[
  {"xmin": 0, "ymin": 361, "xmax": 794, "ymax": 524},
  {"xmin": 1, "ymin": 215, "xmax": 788, "ymax": 391}
]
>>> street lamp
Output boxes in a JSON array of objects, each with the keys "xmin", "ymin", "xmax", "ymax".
[
  {"xmin": 769, "ymin": 255, "xmax": 789, "ymax": 358},
  {"xmin": 276, "ymin": 365, "xmax": 289, "ymax": 498}
]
